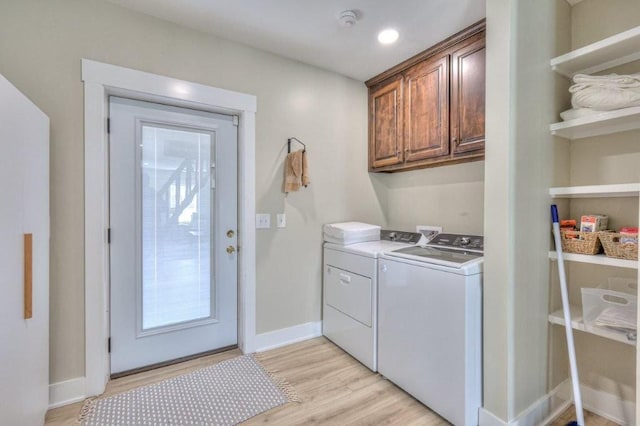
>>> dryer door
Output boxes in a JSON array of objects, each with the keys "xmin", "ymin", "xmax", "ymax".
[{"xmin": 325, "ymin": 266, "xmax": 372, "ymax": 326}]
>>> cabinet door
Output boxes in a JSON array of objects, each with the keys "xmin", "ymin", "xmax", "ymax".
[
  {"xmin": 369, "ymin": 77, "xmax": 404, "ymax": 169},
  {"xmin": 0, "ymin": 74, "xmax": 49, "ymax": 426},
  {"xmin": 451, "ymin": 36, "xmax": 486, "ymax": 154},
  {"xmin": 403, "ymin": 54, "xmax": 449, "ymax": 162}
]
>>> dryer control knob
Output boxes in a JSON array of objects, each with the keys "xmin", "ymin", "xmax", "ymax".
[{"xmin": 460, "ymin": 237, "xmax": 471, "ymax": 246}]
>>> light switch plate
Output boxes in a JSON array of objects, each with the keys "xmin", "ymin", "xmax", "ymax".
[
  {"xmin": 256, "ymin": 213, "xmax": 271, "ymax": 229},
  {"xmin": 276, "ymin": 213, "xmax": 286, "ymax": 228}
]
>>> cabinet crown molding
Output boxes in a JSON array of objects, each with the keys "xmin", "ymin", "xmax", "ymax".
[{"xmin": 365, "ymin": 19, "xmax": 486, "ymax": 88}]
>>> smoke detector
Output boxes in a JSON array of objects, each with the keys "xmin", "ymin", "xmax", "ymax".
[{"xmin": 338, "ymin": 10, "xmax": 358, "ymax": 27}]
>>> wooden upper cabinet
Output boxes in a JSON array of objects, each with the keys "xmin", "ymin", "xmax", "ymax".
[
  {"xmin": 366, "ymin": 19, "xmax": 485, "ymax": 172},
  {"xmin": 451, "ymin": 35, "xmax": 486, "ymax": 155},
  {"xmin": 403, "ymin": 54, "xmax": 449, "ymax": 162},
  {"xmin": 369, "ymin": 76, "xmax": 404, "ymax": 169}
]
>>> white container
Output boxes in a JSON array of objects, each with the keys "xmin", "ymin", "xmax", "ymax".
[
  {"xmin": 323, "ymin": 222, "xmax": 381, "ymax": 245},
  {"xmin": 581, "ymin": 287, "xmax": 637, "ymax": 334}
]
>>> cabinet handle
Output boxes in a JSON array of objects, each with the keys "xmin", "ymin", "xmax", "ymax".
[
  {"xmin": 24, "ymin": 234, "xmax": 33, "ymax": 319},
  {"xmin": 339, "ymin": 273, "xmax": 351, "ymax": 284}
]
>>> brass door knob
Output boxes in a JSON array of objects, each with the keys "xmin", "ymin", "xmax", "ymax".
[
  {"xmin": 226, "ymin": 230, "xmax": 235, "ymax": 238},
  {"xmin": 226, "ymin": 245, "xmax": 236, "ymax": 254}
]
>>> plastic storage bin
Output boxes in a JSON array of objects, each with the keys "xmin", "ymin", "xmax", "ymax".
[{"xmin": 581, "ymin": 284, "xmax": 637, "ymax": 339}]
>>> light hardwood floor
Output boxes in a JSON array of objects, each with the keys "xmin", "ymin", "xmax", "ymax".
[
  {"xmin": 549, "ymin": 406, "xmax": 619, "ymax": 426},
  {"xmin": 45, "ymin": 337, "xmax": 617, "ymax": 425},
  {"xmin": 46, "ymin": 337, "xmax": 448, "ymax": 425}
]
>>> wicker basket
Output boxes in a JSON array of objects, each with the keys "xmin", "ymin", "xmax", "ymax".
[
  {"xmin": 598, "ymin": 231, "xmax": 639, "ymax": 260},
  {"xmin": 559, "ymin": 230, "xmax": 602, "ymax": 255}
]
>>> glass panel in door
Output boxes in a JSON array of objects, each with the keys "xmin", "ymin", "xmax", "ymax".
[
  {"xmin": 140, "ymin": 125, "xmax": 214, "ymax": 330},
  {"xmin": 109, "ymin": 96, "xmax": 237, "ymax": 375}
]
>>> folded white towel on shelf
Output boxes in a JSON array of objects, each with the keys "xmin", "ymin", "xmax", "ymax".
[
  {"xmin": 571, "ymin": 85, "xmax": 640, "ymax": 110},
  {"xmin": 559, "ymin": 107, "xmax": 598, "ymax": 121},
  {"xmin": 573, "ymin": 72, "xmax": 640, "ymax": 88}
]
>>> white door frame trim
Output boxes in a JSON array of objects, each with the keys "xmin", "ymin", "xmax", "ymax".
[{"xmin": 82, "ymin": 59, "xmax": 257, "ymax": 397}]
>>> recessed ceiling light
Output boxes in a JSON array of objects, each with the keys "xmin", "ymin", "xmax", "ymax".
[{"xmin": 378, "ymin": 29, "xmax": 399, "ymax": 45}]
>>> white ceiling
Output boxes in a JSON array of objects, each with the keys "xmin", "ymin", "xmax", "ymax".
[{"xmin": 106, "ymin": 0, "xmax": 485, "ymax": 82}]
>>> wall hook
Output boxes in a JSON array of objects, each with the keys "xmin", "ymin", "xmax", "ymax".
[{"xmin": 287, "ymin": 137, "xmax": 306, "ymax": 153}]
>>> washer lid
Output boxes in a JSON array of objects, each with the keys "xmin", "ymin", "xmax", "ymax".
[
  {"xmin": 387, "ymin": 245, "xmax": 483, "ymax": 267},
  {"xmin": 325, "ymin": 240, "xmax": 416, "ymax": 258}
]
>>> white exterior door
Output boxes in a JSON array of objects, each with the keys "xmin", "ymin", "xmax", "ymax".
[
  {"xmin": 109, "ymin": 97, "xmax": 238, "ymax": 374},
  {"xmin": 0, "ymin": 74, "xmax": 49, "ymax": 425}
]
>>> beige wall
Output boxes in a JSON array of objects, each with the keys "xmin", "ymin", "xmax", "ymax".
[
  {"xmin": 483, "ymin": 0, "xmax": 570, "ymax": 421},
  {"xmin": 0, "ymin": 0, "xmax": 389, "ymax": 382},
  {"xmin": 379, "ymin": 161, "xmax": 485, "ymax": 235},
  {"xmin": 546, "ymin": 0, "xmax": 640, "ymax": 405},
  {"xmin": 571, "ymin": 0, "xmax": 640, "ymax": 49},
  {"xmin": 510, "ymin": 0, "xmax": 572, "ymax": 415},
  {"xmin": 482, "ymin": 0, "xmax": 515, "ymax": 419}
]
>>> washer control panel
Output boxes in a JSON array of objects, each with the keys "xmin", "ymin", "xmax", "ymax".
[
  {"xmin": 381, "ymin": 230, "xmax": 423, "ymax": 244},
  {"xmin": 426, "ymin": 233, "xmax": 484, "ymax": 252}
]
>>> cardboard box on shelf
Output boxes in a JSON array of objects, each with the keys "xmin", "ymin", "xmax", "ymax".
[{"xmin": 580, "ymin": 214, "xmax": 608, "ymax": 233}]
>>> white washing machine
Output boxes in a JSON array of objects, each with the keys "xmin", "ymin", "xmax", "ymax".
[
  {"xmin": 323, "ymin": 230, "xmax": 423, "ymax": 371},
  {"xmin": 378, "ymin": 233, "xmax": 483, "ymax": 426}
]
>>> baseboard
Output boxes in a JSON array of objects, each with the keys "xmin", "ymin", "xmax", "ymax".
[
  {"xmin": 479, "ymin": 379, "xmax": 636, "ymax": 426},
  {"xmin": 479, "ymin": 387, "xmax": 559, "ymax": 426},
  {"xmin": 479, "ymin": 408, "xmax": 508, "ymax": 426},
  {"xmin": 554, "ymin": 379, "xmax": 635, "ymax": 425},
  {"xmin": 255, "ymin": 321, "xmax": 322, "ymax": 352},
  {"xmin": 49, "ymin": 377, "xmax": 86, "ymax": 409}
]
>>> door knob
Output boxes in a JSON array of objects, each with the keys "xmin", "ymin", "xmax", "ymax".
[
  {"xmin": 226, "ymin": 230, "xmax": 235, "ymax": 238},
  {"xmin": 226, "ymin": 245, "xmax": 236, "ymax": 254}
]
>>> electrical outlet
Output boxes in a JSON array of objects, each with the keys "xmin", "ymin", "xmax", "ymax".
[
  {"xmin": 277, "ymin": 213, "xmax": 286, "ymax": 228},
  {"xmin": 256, "ymin": 213, "xmax": 271, "ymax": 229},
  {"xmin": 416, "ymin": 225, "xmax": 442, "ymax": 242}
]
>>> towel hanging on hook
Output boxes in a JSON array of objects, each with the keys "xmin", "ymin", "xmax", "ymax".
[
  {"xmin": 287, "ymin": 137, "xmax": 306, "ymax": 153},
  {"xmin": 284, "ymin": 137, "xmax": 310, "ymax": 192}
]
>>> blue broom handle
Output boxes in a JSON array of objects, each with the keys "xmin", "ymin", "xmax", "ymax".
[{"xmin": 551, "ymin": 204, "xmax": 584, "ymax": 426}]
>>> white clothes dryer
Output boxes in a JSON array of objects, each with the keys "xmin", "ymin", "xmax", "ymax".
[
  {"xmin": 323, "ymin": 230, "xmax": 423, "ymax": 371},
  {"xmin": 378, "ymin": 233, "xmax": 483, "ymax": 426}
]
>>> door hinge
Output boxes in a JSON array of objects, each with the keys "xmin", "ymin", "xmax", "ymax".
[
  {"xmin": 232, "ymin": 115, "xmax": 239, "ymax": 126},
  {"xmin": 108, "ymin": 337, "xmax": 111, "ymax": 353},
  {"xmin": 107, "ymin": 228, "xmax": 111, "ymax": 244},
  {"xmin": 107, "ymin": 118, "xmax": 111, "ymax": 134}
]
